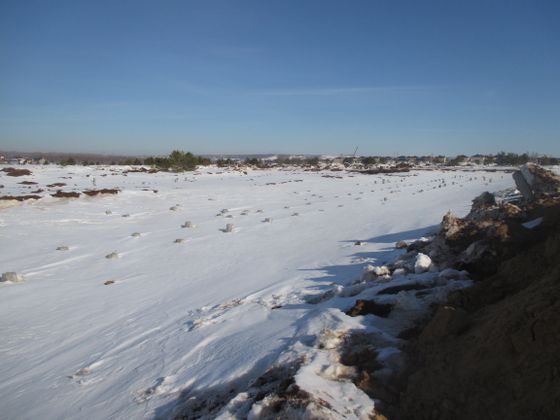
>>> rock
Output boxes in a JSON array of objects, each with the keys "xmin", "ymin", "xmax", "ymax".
[
  {"xmin": 104, "ymin": 280, "xmax": 115, "ymax": 286},
  {"xmin": 131, "ymin": 232, "xmax": 141, "ymax": 237},
  {"xmin": 513, "ymin": 171, "xmax": 534, "ymax": 201},
  {"xmin": 395, "ymin": 240, "xmax": 408, "ymax": 249},
  {"xmin": 174, "ymin": 238, "xmax": 186, "ymax": 244},
  {"xmin": 414, "ymin": 253, "xmax": 432, "ymax": 273},
  {"xmin": 408, "ymin": 237, "xmax": 431, "ymax": 251},
  {"xmin": 1, "ymin": 272, "xmax": 24, "ymax": 283},
  {"xmin": 181, "ymin": 221, "xmax": 195, "ymax": 228},
  {"xmin": 105, "ymin": 210, "xmax": 112, "ymax": 215},
  {"xmin": 471, "ymin": 191, "xmax": 496, "ymax": 208},
  {"xmin": 56, "ymin": 246, "xmax": 69, "ymax": 251},
  {"xmin": 263, "ymin": 218, "xmax": 272, "ymax": 223},
  {"xmin": 225, "ymin": 223, "xmax": 235, "ymax": 233},
  {"xmin": 441, "ymin": 211, "xmax": 462, "ymax": 239},
  {"xmin": 361, "ymin": 265, "xmax": 390, "ymax": 281},
  {"xmin": 394, "ymin": 251, "xmax": 418, "ymax": 272},
  {"xmin": 524, "ymin": 164, "xmax": 560, "ymax": 196},
  {"xmin": 105, "ymin": 252, "xmax": 119, "ymax": 259},
  {"xmin": 513, "ymin": 164, "xmax": 560, "ymax": 202},
  {"xmin": 373, "ymin": 265, "xmax": 391, "ymax": 276}
]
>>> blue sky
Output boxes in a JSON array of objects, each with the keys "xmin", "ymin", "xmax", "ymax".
[{"xmin": 1, "ymin": 0, "xmax": 559, "ymax": 156}]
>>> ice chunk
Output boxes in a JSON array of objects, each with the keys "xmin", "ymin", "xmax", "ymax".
[{"xmin": 414, "ymin": 253, "xmax": 432, "ymax": 273}]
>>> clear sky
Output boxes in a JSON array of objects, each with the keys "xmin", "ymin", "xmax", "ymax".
[{"xmin": 1, "ymin": 0, "xmax": 559, "ymax": 156}]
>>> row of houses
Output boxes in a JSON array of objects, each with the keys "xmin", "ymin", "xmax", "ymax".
[{"xmin": 0, "ymin": 155, "xmax": 48, "ymax": 165}]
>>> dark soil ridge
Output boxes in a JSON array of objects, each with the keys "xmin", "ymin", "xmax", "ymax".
[
  {"xmin": 51, "ymin": 188, "xmax": 120, "ymax": 198},
  {"xmin": 393, "ymin": 200, "xmax": 560, "ymax": 420},
  {"xmin": 358, "ymin": 165, "xmax": 560, "ymax": 420},
  {"xmin": 0, "ymin": 194, "xmax": 42, "ymax": 201},
  {"xmin": 82, "ymin": 188, "xmax": 120, "ymax": 196},
  {"xmin": 1, "ymin": 167, "xmax": 33, "ymax": 177}
]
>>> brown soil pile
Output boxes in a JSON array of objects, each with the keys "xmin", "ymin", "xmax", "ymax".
[
  {"xmin": 1, "ymin": 167, "xmax": 33, "ymax": 177},
  {"xmin": 51, "ymin": 190, "xmax": 81, "ymax": 198},
  {"xmin": 0, "ymin": 195, "xmax": 41, "ymax": 201},
  {"xmin": 396, "ymin": 205, "xmax": 560, "ymax": 420},
  {"xmin": 82, "ymin": 188, "xmax": 119, "ymax": 196},
  {"xmin": 46, "ymin": 182, "xmax": 66, "ymax": 187},
  {"xmin": 18, "ymin": 181, "xmax": 38, "ymax": 185},
  {"xmin": 391, "ymin": 167, "xmax": 560, "ymax": 420}
]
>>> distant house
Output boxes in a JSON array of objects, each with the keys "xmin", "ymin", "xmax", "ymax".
[{"xmin": 470, "ymin": 155, "xmax": 486, "ymax": 165}]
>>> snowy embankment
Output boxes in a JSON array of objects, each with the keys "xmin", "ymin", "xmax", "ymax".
[{"xmin": 0, "ymin": 165, "xmax": 513, "ymax": 419}]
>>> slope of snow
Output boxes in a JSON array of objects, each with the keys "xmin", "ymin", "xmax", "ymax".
[{"xmin": 0, "ymin": 165, "xmax": 513, "ymax": 419}]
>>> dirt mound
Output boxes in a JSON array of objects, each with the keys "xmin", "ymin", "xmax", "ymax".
[
  {"xmin": 82, "ymin": 188, "xmax": 119, "ymax": 196},
  {"xmin": 51, "ymin": 190, "xmax": 81, "ymax": 198},
  {"xmin": 0, "ymin": 195, "xmax": 41, "ymax": 201},
  {"xmin": 513, "ymin": 163, "xmax": 560, "ymax": 201},
  {"xmin": 1, "ymin": 167, "xmax": 33, "ymax": 177},
  {"xmin": 408, "ymin": 165, "xmax": 560, "ymax": 279},
  {"xmin": 396, "ymin": 207, "xmax": 560, "ymax": 420},
  {"xmin": 389, "ymin": 166, "xmax": 560, "ymax": 419}
]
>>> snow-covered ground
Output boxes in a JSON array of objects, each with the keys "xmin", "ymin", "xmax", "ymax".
[{"xmin": 0, "ymin": 165, "xmax": 514, "ymax": 419}]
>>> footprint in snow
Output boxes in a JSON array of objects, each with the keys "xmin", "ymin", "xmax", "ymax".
[
  {"xmin": 185, "ymin": 298, "xmax": 246, "ymax": 331},
  {"xmin": 134, "ymin": 376, "xmax": 178, "ymax": 402},
  {"xmin": 68, "ymin": 361, "xmax": 104, "ymax": 385}
]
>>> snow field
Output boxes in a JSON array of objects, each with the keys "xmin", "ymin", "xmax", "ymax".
[{"xmin": 0, "ymin": 165, "xmax": 514, "ymax": 419}]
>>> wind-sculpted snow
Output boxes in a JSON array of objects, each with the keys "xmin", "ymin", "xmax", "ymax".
[{"xmin": 0, "ymin": 165, "xmax": 514, "ymax": 419}]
